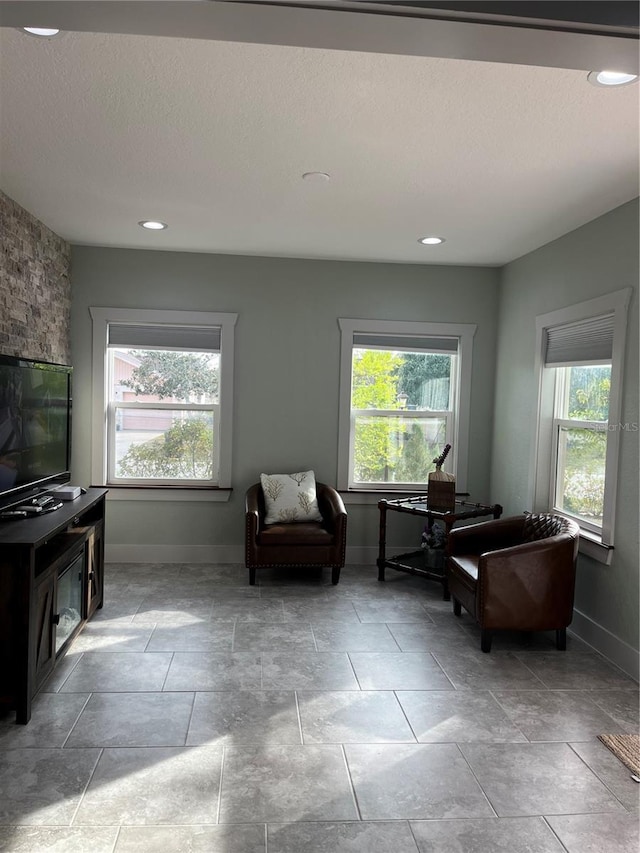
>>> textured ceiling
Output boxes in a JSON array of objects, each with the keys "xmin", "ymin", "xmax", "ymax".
[{"xmin": 0, "ymin": 17, "xmax": 637, "ymax": 265}]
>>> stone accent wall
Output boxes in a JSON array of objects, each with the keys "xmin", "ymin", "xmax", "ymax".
[{"xmin": 0, "ymin": 191, "xmax": 71, "ymax": 364}]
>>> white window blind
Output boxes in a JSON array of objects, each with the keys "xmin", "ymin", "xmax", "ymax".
[
  {"xmin": 353, "ymin": 333, "xmax": 459, "ymax": 353},
  {"xmin": 544, "ymin": 314, "xmax": 614, "ymax": 367},
  {"xmin": 107, "ymin": 324, "xmax": 221, "ymax": 352}
]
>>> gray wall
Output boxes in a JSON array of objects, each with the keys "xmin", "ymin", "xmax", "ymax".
[
  {"xmin": 70, "ymin": 248, "xmax": 500, "ymax": 560},
  {"xmin": 491, "ymin": 199, "xmax": 639, "ymax": 671},
  {"xmin": 0, "ymin": 192, "xmax": 71, "ymax": 363}
]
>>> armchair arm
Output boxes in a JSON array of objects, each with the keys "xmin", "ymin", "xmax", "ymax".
[
  {"xmin": 448, "ymin": 515, "xmax": 525, "ymax": 557},
  {"xmin": 245, "ymin": 483, "xmax": 262, "ymax": 539},
  {"xmin": 478, "ymin": 534, "xmax": 578, "ymax": 630},
  {"xmin": 317, "ymin": 483, "xmax": 347, "ymax": 535}
]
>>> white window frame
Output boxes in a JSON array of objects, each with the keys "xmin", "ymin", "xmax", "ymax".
[
  {"xmin": 531, "ymin": 289, "xmax": 631, "ymax": 563},
  {"xmin": 90, "ymin": 307, "xmax": 237, "ymax": 500},
  {"xmin": 337, "ymin": 318, "xmax": 476, "ymax": 494}
]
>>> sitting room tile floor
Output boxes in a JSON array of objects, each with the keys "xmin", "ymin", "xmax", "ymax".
[{"xmin": 0, "ymin": 563, "xmax": 638, "ymax": 852}]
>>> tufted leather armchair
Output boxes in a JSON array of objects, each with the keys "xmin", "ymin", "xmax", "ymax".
[
  {"xmin": 245, "ymin": 482, "xmax": 347, "ymax": 586},
  {"xmin": 447, "ymin": 513, "xmax": 580, "ymax": 652}
]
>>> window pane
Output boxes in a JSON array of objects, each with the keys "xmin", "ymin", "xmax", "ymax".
[
  {"xmin": 114, "ymin": 410, "xmax": 214, "ymax": 481},
  {"xmin": 353, "ymin": 415, "xmax": 447, "ymax": 484},
  {"xmin": 564, "ymin": 365, "xmax": 611, "ymax": 421},
  {"xmin": 556, "ymin": 426, "xmax": 606, "ymax": 525},
  {"xmin": 111, "ymin": 349, "xmax": 219, "ymax": 405},
  {"xmin": 352, "ymin": 349, "xmax": 452, "ymax": 411}
]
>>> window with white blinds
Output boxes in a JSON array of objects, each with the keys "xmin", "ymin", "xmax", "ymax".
[
  {"xmin": 338, "ymin": 318, "xmax": 476, "ymax": 492},
  {"xmin": 533, "ymin": 289, "xmax": 632, "ymax": 560},
  {"xmin": 90, "ymin": 308, "xmax": 237, "ymax": 491}
]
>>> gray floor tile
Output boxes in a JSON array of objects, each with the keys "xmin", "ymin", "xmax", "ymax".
[
  {"xmin": 65, "ymin": 692, "xmax": 194, "ymax": 747},
  {"xmin": 586, "ymin": 689, "xmax": 640, "ymax": 733},
  {"xmin": 351, "ymin": 600, "xmax": 434, "ymax": 623},
  {"xmin": 312, "ymin": 623, "xmax": 400, "ymax": 652},
  {"xmin": 387, "ymin": 621, "xmax": 475, "ymax": 651},
  {"xmin": 69, "ymin": 624, "xmax": 154, "ymax": 653},
  {"xmin": 460, "ymin": 742, "xmax": 628, "ymax": 816},
  {"xmin": 410, "ymin": 816, "xmax": 566, "ymax": 852},
  {"xmin": 432, "ymin": 650, "xmax": 546, "ymax": 690},
  {"xmin": 39, "ymin": 651, "xmax": 83, "ymax": 693},
  {"xmin": 282, "ymin": 600, "xmax": 360, "ymax": 622},
  {"xmin": 513, "ymin": 651, "xmax": 635, "ymax": 689},
  {"xmin": 492, "ymin": 689, "xmax": 628, "ymax": 741},
  {"xmin": 178, "ymin": 564, "xmax": 255, "ymax": 586},
  {"xmin": 233, "ymin": 622, "xmax": 316, "ymax": 652},
  {"xmin": 163, "ymin": 652, "xmax": 262, "ymax": 691},
  {"xmin": 186, "ymin": 691, "xmax": 301, "ymax": 746},
  {"xmin": 349, "ymin": 652, "xmax": 453, "ymax": 690},
  {"xmin": 345, "ymin": 742, "xmax": 493, "ymax": 819},
  {"xmin": 74, "ymin": 746, "xmax": 223, "ymax": 825},
  {"xmin": 546, "ymin": 813, "xmax": 640, "ymax": 853},
  {"xmin": 0, "ymin": 748, "xmax": 101, "ymax": 825},
  {"xmin": 569, "ymin": 740, "xmax": 640, "ymax": 813},
  {"xmin": 267, "ymin": 820, "xmax": 420, "ymax": 852},
  {"xmin": 219, "ymin": 745, "xmax": 358, "ymax": 822},
  {"xmin": 59, "ymin": 652, "xmax": 173, "ymax": 693},
  {"xmin": 262, "ymin": 653, "xmax": 360, "ymax": 690},
  {"xmin": 298, "ymin": 690, "xmax": 415, "ymax": 743},
  {"xmin": 0, "ymin": 826, "xmax": 119, "ymax": 852},
  {"xmin": 397, "ymin": 690, "xmax": 528, "ymax": 743},
  {"xmin": 115, "ymin": 824, "xmax": 266, "ymax": 852},
  {"xmin": 132, "ymin": 597, "xmax": 214, "ymax": 625},
  {"xmin": 0, "ymin": 693, "xmax": 89, "ymax": 748},
  {"xmin": 215, "ymin": 599, "xmax": 285, "ymax": 621},
  {"xmin": 146, "ymin": 621, "xmax": 235, "ymax": 652}
]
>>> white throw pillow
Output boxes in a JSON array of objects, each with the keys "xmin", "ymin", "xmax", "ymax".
[{"xmin": 260, "ymin": 470, "xmax": 323, "ymax": 524}]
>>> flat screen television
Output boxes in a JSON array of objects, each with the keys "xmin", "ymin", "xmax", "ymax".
[{"xmin": 0, "ymin": 354, "xmax": 72, "ymax": 511}]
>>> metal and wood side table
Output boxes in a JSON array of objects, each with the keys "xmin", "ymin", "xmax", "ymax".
[{"xmin": 377, "ymin": 495, "xmax": 502, "ymax": 599}]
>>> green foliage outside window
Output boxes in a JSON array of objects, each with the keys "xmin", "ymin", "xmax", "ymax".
[
  {"xmin": 559, "ymin": 365, "xmax": 611, "ymax": 522},
  {"xmin": 351, "ymin": 349, "xmax": 452, "ymax": 484}
]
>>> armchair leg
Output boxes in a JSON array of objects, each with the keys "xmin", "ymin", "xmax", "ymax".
[
  {"xmin": 453, "ymin": 598, "xmax": 462, "ymax": 617},
  {"xmin": 249, "ymin": 567, "xmax": 256, "ymax": 586},
  {"xmin": 556, "ymin": 628, "xmax": 567, "ymax": 650},
  {"xmin": 331, "ymin": 567, "xmax": 341, "ymax": 585},
  {"xmin": 480, "ymin": 630, "xmax": 492, "ymax": 653}
]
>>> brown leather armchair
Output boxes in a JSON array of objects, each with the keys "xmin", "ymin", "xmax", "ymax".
[
  {"xmin": 245, "ymin": 482, "xmax": 347, "ymax": 586},
  {"xmin": 447, "ymin": 513, "xmax": 579, "ymax": 652}
]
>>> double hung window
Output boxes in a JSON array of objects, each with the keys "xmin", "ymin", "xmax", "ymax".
[
  {"xmin": 533, "ymin": 290, "xmax": 631, "ymax": 558},
  {"xmin": 90, "ymin": 308, "xmax": 237, "ymax": 491},
  {"xmin": 338, "ymin": 319, "xmax": 476, "ymax": 491}
]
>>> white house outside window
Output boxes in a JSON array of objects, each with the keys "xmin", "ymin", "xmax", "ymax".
[
  {"xmin": 90, "ymin": 308, "xmax": 237, "ymax": 495},
  {"xmin": 338, "ymin": 319, "xmax": 476, "ymax": 492},
  {"xmin": 533, "ymin": 289, "xmax": 631, "ymax": 562}
]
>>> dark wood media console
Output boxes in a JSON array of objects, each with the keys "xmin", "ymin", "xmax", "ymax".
[{"xmin": 0, "ymin": 488, "xmax": 107, "ymax": 723}]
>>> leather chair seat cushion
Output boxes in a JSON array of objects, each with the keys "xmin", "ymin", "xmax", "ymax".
[
  {"xmin": 447, "ymin": 554, "xmax": 479, "ymax": 618},
  {"xmin": 448, "ymin": 555, "xmax": 479, "ymax": 584},
  {"xmin": 257, "ymin": 522, "xmax": 333, "ymax": 546}
]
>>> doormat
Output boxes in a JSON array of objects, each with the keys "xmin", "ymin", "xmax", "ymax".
[{"xmin": 598, "ymin": 734, "xmax": 640, "ymax": 779}]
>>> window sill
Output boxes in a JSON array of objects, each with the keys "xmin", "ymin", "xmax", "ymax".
[
  {"xmin": 99, "ymin": 487, "xmax": 232, "ymax": 503},
  {"xmin": 578, "ymin": 528, "xmax": 614, "ymax": 565}
]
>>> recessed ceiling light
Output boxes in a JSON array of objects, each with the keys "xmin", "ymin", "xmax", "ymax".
[
  {"xmin": 302, "ymin": 172, "xmax": 330, "ymax": 182},
  {"xmin": 138, "ymin": 220, "xmax": 168, "ymax": 231},
  {"xmin": 418, "ymin": 236, "xmax": 445, "ymax": 245},
  {"xmin": 587, "ymin": 70, "xmax": 638, "ymax": 87},
  {"xmin": 22, "ymin": 27, "xmax": 61, "ymax": 37}
]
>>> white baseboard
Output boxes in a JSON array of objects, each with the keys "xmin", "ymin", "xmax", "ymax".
[{"xmin": 569, "ymin": 608, "xmax": 639, "ymax": 682}]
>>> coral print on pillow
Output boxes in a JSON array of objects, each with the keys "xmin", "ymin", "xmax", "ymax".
[{"xmin": 260, "ymin": 470, "xmax": 323, "ymax": 524}]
